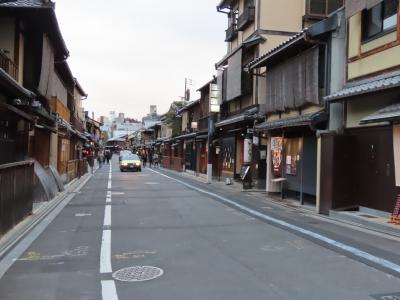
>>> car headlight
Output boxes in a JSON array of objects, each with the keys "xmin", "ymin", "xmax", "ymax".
[{"xmin": 122, "ymin": 162, "xmax": 128, "ymax": 166}]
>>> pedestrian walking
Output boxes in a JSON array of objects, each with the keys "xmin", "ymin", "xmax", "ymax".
[
  {"xmin": 87, "ymin": 155, "xmax": 95, "ymax": 174},
  {"xmin": 142, "ymin": 151, "xmax": 147, "ymax": 168},
  {"xmin": 153, "ymin": 152, "xmax": 159, "ymax": 168},
  {"xmin": 97, "ymin": 151, "xmax": 104, "ymax": 168},
  {"xmin": 105, "ymin": 150, "xmax": 111, "ymax": 164},
  {"xmin": 149, "ymin": 151, "xmax": 153, "ymax": 167}
]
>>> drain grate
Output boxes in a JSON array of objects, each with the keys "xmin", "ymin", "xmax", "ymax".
[
  {"xmin": 112, "ymin": 266, "xmax": 164, "ymax": 282},
  {"xmin": 359, "ymin": 214, "xmax": 379, "ymax": 219}
]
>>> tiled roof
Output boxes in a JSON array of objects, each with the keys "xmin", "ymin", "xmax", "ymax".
[
  {"xmin": 360, "ymin": 103, "xmax": 400, "ymax": 124},
  {"xmin": 325, "ymin": 75, "xmax": 400, "ymax": 101},
  {"xmin": 215, "ymin": 107, "xmax": 261, "ymax": 128},
  {"xmin": 0, "ymin": 0, "xmax": 53, "ymax": 8},
  {"xmin": 255, "ymin": 111, "xmax": 327, "ymax": 131},
  {"xmin": 246, "ymin": 30, "xmax": 307, "ymax": 70}
]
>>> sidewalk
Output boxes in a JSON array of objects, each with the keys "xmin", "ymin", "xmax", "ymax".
[
  {"xmin": 0, "ymin": 168, "xmax": 95, "ymax": 261},
  {"xmin": 157, "ymin": 166, "xmax": 400, "ymax": 238}
]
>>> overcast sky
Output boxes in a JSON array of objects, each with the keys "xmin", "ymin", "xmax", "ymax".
[{"xmin": 55, "ymin": 0, "xmax": 227, "ymax": 121}]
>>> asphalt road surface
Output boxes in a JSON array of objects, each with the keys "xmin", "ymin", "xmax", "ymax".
[{"xmin": 0, "ymin": 157, "xmax": 400, "ymax": 300}]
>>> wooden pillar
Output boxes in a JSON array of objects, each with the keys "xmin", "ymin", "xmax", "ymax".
[{"xmin": 393, "ymin": 124, "xmax": 400, "ymax": 187}]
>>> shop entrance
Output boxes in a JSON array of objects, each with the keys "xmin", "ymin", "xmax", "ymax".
[{"xmin": 283, "ymin": 132, "xmax": 317, "ymax": 204}]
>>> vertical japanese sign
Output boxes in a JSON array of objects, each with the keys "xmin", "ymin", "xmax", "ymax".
[
  {"xmin": 271, "ymin": 137, "xmax": 283, "ymax": 176},
  {"xmin": 209, "ymin": 83, "xmax": 220, "ymax": 113}
]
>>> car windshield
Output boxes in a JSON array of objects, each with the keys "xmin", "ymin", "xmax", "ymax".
[{"xmin": 122, "ymin": 154, "xmax": 139, "ymax": 160}]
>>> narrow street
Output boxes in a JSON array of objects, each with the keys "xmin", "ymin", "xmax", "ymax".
[{"xmin": 0, "ymin": 157, "xmax": 399, "ymax": 300}]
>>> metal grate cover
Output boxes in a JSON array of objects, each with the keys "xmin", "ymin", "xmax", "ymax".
[
  {"xmin": 359, "ymin": 214, "xmax": 378, "ymax": 219},
  {"xmin": 112, "ymin": 266, "xmax": 164, "ymax": 282}
]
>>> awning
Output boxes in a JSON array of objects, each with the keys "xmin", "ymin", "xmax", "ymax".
[
  {"xmin": 35, "ymin": 123, "xmax": 57, "ymax": 133},
  {"xmin": 0, "ymin": 102, "xmax": 34, "ymax": 121},
  {"xmin": 0, "ymin": 68, "xmax": 35, "ymax": 100},
  {"xmin": 215, "ymin": 107, "xmax": 261, "ymax": 128},
  {"xmin": 58, "ymin": 118, "xmax": 76, "ymax": 134},
  {"xmin": 177, "ymin": 100, "xmax": 200, "ymax": 114},
  {"xmin": 30, "ymin": 105, "xmax": 57, "ymax": 123},
  {"xmin": 196, "ymin": 134, "xmax": 208, "ymax": 140},
  {"xmin": 360, "ymin": 103, "xmax": 400, "ymax": 124},
  {"xmin": 324, "ymin": 74, "xmax": 400, "ymax": 102},
  {"xmin": 175, "ymin": 132, "xmax": 197, "ymax": 140},
  {"xmin": 216, "ymin": 34, "xmax": 265, "ymax": 68},
  {"xmin": 242, "ymin": 34, "xmax": 266, "ymax": 48},
  {"xmin": 246, "ymin": 31, "xmax": 306, "ymax": 70},
  {"xmin": 255, "ymin": 111, "xmax": 327, "ymax": 131}
]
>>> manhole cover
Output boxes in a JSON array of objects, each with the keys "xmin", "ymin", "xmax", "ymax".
[
  {"xmin": 112, "ymin": 266, "xmax": 164, "ymax": 282},
  {"xmin": 370, "ymin": 292, "xmax": 400, "ymax": 299}
]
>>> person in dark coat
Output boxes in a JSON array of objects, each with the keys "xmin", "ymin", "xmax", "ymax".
[{"xmin": 142, "ymin": 151, "xmax": 147, "ymax": 167}]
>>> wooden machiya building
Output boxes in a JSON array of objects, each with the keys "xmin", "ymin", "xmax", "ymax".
[
  {"xmin": 321, "ymin": 0, "xmax": 400, "ymax": 215},
  {"xmin": 177, "ymin": 99, "xmax": 203, "ymax": 175},
  {"xmin": 246, "ymin": 10, "xmax": 346, "ymax": 206},
  {"xmin": 0, "ymin": 0, "xmax": 90, "ymax": 234},
  {"xmin": 0, "ymin": 1, "xmax": 73, "ymax": 171},
  {"xmin": 215, "ymin": 0, "xmax": 345, "ymax": 189},
  {"xmin": 0, "ymin": 70, "xmax": 35, "ymax": 236},
  {"xmin": 175, "ymin": 79, "xmax": 216, "ymax": 177}
]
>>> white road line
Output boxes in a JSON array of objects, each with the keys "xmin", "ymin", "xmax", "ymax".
[
  {"xmin": 148, "ymin": 168, "xmax": 400, "ymax": 276},
  {"xmin": 100, "ymin": 229, "xmax": 112, "ymax": 274},
  {"xmin": 99, "ymin": 166, "xmax": 117, "ymax": 298},
  {"xmin": 103, "ymin": 205, "xmax": 112, "ymax": 226},
  {"xmin": 101, "ymin": 280, "xmax": 118, "ymax": 300}
]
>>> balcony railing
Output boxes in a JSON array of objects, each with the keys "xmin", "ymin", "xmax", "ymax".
[
  {"xmin": 0, "ymin": 51, "xmax": 18, "ymax": 82},
  {"xmin": 237, "ymin": 6, "xmax": 255, "ymax": 30},
  {"xmin": 71, "ymin": 115, "xmax": 85, "ymax": 133},
  {"xmin": 225, "ymin": 23, "xmax": 238, "ymax": 42},
  {"xmin": 304, "ymin": 0, "xmax": 343, "ymax": 19}
]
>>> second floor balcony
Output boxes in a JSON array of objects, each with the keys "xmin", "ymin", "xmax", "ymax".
[
  {"xmin": 225, "ymin": 23, "xmax": 238, "ymax": 42},
  {"xmin": 71, "ymin": 114, "xmax": 85, "ymax": 133},
  {"xmin": 237, "ymin": 5, "xmax": 255, "ymax": 30},
  {"xmin": 0, "ymin": 51, "xmax": 18, "ymax": 82}
]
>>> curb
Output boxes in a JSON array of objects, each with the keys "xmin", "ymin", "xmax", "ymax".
[{"xmin": 0, "ymin": 172, "xmax": 93, "ymax": 261}]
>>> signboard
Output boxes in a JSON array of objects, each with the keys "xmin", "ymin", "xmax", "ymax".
[
  {"xmin": 271, "ymin": 137, "xmax": 283, "ymax": 176},
  {"xmin": 209, "ymin": 83, "xmax": 220, "ymax": 113},
  {"xmin": 285, "ymin": 155, "xmax": 297, "ymax": 175},
  {"xmin": 244, "ymin": 137, "xmax": 252, "ymax": 164},
  {"xmin": 240, "ymin": 165, "xmax": 250, "ymax": 180},
  {"xmin": 253, "ymin": 135, "xmax": 259, "ymax": 146}
]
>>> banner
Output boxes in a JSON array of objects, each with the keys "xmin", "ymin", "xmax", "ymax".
[{"xmin": 271, "ymin": 137, "xmax": 283, "ymax": 176}]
